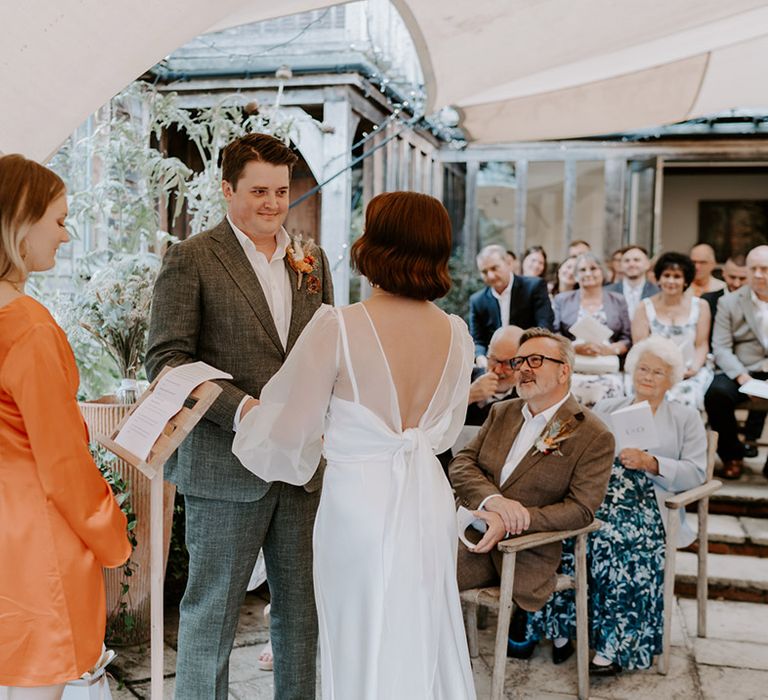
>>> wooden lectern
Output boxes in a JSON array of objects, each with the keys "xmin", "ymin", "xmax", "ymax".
[{"xmin": 96, "ymin": 367, "xmax": 222, "ymax": 699}]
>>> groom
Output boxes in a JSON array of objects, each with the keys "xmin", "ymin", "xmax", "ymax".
[{"xmin": 146, "ymin": 133, "xmax": 333, "ymax": 699}]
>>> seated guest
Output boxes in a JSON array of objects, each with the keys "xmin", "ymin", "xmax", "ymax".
[
  {"xmin": 568, "ymin": 240, "xmax": 591, "ymax": 258},
  {"xmin": 451, "ymin": 328, "xmax": 614, "ymax": 661},
  {"xmin": 701, "ymin": 255, "xmax": 763, "ymax": 456},
  {"xmin": 550, "ymin": 256, "xmax": 577, "ymax": 297},
  {"xmin": 689, "ymin": 243, "xmax": 727, "ymax": 297},
  {"xmin": 553, "ymin": 253, "xmax": 630, "ymax": 407},
  {"xmin": 705, "ymin": 245, "xmax": 768, "ymax": 480},
  {"xmin": 607, "ymin": 247, "xmax": 625, "ymax": 284},
  {"xmin": 470, "ymin": 244, "xmax": 554, "ymax": 365},
  {"xmin": 702, "ymin": 255, "xmax": 749, "ymax": 340},
  {"xmin": 529, "ymin": 336, "xmax": 707, "ymax": 674},
  {"xmin": 521, "ymin": 246, "xmax": 548, "ymax": 279},
  {"xmin": 606, "ymin": 245, "xmax": 659, "ymax": 321},
  {"xmin": 632, "ymin": 252, "xmax": 712, "ymax": 410},
  {"xmin": 466, "ymin": 326, "xmax": 523, "ymax": 425}
]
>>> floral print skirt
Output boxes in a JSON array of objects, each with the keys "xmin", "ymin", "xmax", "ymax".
[
  {"xmin": 528, "ymin": 462, "xmax": 666, "ymax": 670},
  {"xmin": 570, "ymin": 371, "xmax": 625, "ymax": 408}
]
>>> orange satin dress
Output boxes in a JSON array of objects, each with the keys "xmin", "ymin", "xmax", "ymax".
[{"xmin": 0, "ymin": 296, "xmax": 132, "ymax": 686}]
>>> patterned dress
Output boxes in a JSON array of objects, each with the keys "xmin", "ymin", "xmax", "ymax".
[
  {"xmin": 528, "ymin": 461, "xmax": 665, "ymax": 670},
  {"xmin": 642, "ymin": 297, "xmax": 713, "ymax": 411},
  {"xmin": 570, "ymin": 307, "xmax": 625, "ymax": 408}
]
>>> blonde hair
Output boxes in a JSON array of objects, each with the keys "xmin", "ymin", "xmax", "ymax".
[{"xmin": 0, "ymin": 154, "xmax": 65, "ymax": 281}]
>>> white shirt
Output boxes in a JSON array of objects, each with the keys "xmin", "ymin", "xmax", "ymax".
[
  {"xmin": 229, "ymin": 215, "xmax": 293, "ymax": 430},
  {"xmin": 622, "ymin": 279, "xmax": 644, "ymax": 320},
  {"xmin": 490, "ymin": 275, "xmax": 514, "ymax": 328},
  {"xmin": 479, "ymin": 392, "xmax": 572, "ymax": 512}
]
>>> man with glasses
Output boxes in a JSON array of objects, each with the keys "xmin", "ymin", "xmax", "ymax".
[
  {"xmin": 450, "ymin": 328, "xmax": 614, "ymax": 663},
  {"xmin": 466, "ymin": 326, "xmax": 523, "ymax": 425}
]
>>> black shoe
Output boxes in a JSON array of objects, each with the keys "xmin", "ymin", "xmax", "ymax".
[
  {"xmin": 552, "ymin": 640, "xmax": 574, "ymax": 665},
  {"xmin": 507, "ymin": 637, "xmax": 536, "ymax": 659},
  {"xmin": 589, "ymin": 660, "xmax": 622, "ymax": 676},
  {"xmin": 744, "ymin": 443, "xmax": 758, "ymax": 458}
]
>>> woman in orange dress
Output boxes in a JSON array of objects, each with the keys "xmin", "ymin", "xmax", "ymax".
[{"xmin": 0, "ymin": 154, "xmax": 132, "ymax": 699}]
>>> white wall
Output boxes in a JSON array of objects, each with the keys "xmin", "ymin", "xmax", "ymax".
[{"xmin": 661, "ymin": 171, "xmax": 768, "ymax": 256}]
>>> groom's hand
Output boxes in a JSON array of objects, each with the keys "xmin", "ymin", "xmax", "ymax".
[{"xmin": 484, "ymin": 496, "xmax": 530, "ymax": 536}]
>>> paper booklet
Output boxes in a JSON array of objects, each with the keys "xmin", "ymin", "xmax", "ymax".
[
  {"xmin": 569, "ymin": 315, "xmax": 613, "ymax": 345},
  {"xmin": 739, "ymin": 378, "xmax": 768, "ymax": 400},
  {"xmin": 114, "ymin": 361, "xmax": 232, "ymax": 461},
  {"xmin": 609, "ymin": 400, "xmax": 660, "ymax": 451}
]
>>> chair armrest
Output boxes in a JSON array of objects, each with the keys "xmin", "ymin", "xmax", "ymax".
[
  {"xmin": 664, "ymin": 480, "xmax": 722, "ymax": 510},
  {"xmin": 496, "ymin": 519, "xmax": 602, "ymax": 554}
]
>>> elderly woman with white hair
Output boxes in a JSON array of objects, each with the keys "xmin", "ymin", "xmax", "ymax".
[{"xmin": 528, "ymin": 335, "xmax": 707, "ymax": 674}]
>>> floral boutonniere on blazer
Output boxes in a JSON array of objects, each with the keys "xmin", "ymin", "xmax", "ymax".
[
  {"xmin": 533, "ymin": 417, "xmax": 578, "ymax": 457},
  {"xmin": 286, "ymin": 237, "xmax": 321, "ymax": 294}
]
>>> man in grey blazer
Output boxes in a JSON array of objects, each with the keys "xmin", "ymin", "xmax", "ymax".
[
  {"xmin": 146, "ymin": 133, "xmax": 333, "ymax": 699},
  {"xmin": 705, "ymin": 245, "xmax": 768, "ymax": 479}
]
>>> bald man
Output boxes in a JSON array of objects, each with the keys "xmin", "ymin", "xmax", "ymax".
[
  {"xmin": 689, "ymin": 243, "xmax": 727, "ymax": 297},
  {"xmin": 466, "ymin": 326, "xmax": 523, "ymax": 425},
  {"xmin": 705, "ymin": 245, "xmax": 768, "ymax": 479}
]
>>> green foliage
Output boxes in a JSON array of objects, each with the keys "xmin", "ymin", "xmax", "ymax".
[
  {"xmin": 90, "ymin": 443, "xmax": 138, "ymax": 644},
  {"xmin": 436, "ymin": 251, "xmax": 484, "ymax": 323}
]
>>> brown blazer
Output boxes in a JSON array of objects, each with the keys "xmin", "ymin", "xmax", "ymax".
[{"xmin": 449, "ymin": 394, "xmax": 614, "ymax": 610}]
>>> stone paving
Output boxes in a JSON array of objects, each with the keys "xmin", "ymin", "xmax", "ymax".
[{"xmin": 106, "ymin": 592, "xmax": 768, "ymax": 699}]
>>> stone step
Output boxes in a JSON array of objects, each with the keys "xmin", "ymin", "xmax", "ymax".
[
  {"xmin": 675, "ymin": 550, "xmax": 768, "ymax": 603},
  {"xmin": 709, "ymin": 474, "xmax": 768, "ymax": 517}
]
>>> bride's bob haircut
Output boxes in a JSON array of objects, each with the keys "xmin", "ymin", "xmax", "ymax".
[{"xmin": 351, "ymin": 191, "xmax": 452, "ymax": 301}]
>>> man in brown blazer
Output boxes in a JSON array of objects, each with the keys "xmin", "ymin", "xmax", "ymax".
[
  {"xmin": 450, "ymin": 327, "xmax": 614, "ymax": 660},
  {"xmin": 146, "ymin": 134, "xmax": 333, "ymax": 699}
]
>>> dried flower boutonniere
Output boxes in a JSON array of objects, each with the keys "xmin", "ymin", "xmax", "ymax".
[
  {"xmin": 533, "ymin": 418, "xmax": 578, "ymax": 457},
  {"xmin": 286, "ymin": 237, "xmax": 320, "ymax": 293}
]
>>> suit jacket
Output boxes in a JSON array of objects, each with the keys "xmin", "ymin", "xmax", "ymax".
[
  {"xmin": 712, "ymin": 284, "xmax": 768, "ymax": 379},
  {"xmin": 552, "ymin": 289, "xmax": 631, "ymax": 345},
  {"xmin": 469, "ymin": 276, "xmax": 554, "ymax": 356},
  {"xmin": 701, "ymin": 288, "xmax": 725, "ymax": 343},
  {"xmin": 605, "ymin": 279, "xmax": 659, "ymax": 300},
  {"xmin": 145, "ymin": 219, "xmax": 334, "ymax": 502},
  {"xmin": 449, "ymin": 395, "xmax": 614, "ymax": 610}
]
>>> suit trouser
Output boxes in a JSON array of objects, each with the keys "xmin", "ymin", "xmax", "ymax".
[
  {"xmin": 705, "ymin": 373, "xmax": 752, "ymax": 461},
  {"xmin": 175, "ymin": 484, "xmax": 320, "ymax": 700}
]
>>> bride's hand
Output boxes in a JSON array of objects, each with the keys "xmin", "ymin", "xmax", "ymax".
[
  {"xmin": 470, "ymin": 510, "xmax": 507, "ymax": 554},
  {"xmin": 239, "ymin": 398, "xmax": 260, "ymax": 420}
]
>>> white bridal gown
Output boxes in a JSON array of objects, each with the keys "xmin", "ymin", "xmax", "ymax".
[{"xmin": 233, "ymin": 303, "xmax": 476, "ymax": 700}]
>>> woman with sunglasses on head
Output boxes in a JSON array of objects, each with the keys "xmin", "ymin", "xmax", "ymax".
[{"xmin": 0, "ymin": 154, "xmax": 132, "ymax": 699}]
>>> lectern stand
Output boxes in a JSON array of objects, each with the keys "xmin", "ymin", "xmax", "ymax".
[{"xmin": 96, "ymin": 368, "xmax": 222, "ymax": 699}]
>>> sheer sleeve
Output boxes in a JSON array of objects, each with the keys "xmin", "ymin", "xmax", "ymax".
[
  {"xmin": 434, "ymin": 317, "xmax": 474, "ymax": 454},
  {"xmin": 232, "ymin": 304, "xmax": 339, "ymax": 485}
]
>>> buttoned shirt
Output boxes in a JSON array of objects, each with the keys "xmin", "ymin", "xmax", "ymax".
[
  {"xmin": 490, "ymin": 276, "xmax": 514, "ymax": 328},
  {"xmin": 622, "ymin": 279, "xmax": 644, "ymax": 320},
  {"xmin": 229, "ymin": 215, "xmax": 293, "ymax": 429}
]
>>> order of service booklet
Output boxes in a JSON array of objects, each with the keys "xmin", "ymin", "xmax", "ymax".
[{"xmin": 609, "ymin": 400, "xmax": 660, "ymax": 451}]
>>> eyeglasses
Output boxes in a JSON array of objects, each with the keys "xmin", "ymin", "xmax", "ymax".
[
  {"xmin": 508, "ymin": 353, "xmax": 565, "ymax": 371},
  {"xmin": 635, "ymin": 364, "xmax": 667, "ymax": 379}
]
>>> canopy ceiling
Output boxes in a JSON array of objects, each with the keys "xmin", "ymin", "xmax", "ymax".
[{"xmin": 4, "ymin": 0, "xmax": 768, "ymax": 160}]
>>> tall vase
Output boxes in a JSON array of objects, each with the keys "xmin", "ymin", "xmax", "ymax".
[{"xmin": 79, "ymin": 396, "xmax": 176, "ymax": 645}]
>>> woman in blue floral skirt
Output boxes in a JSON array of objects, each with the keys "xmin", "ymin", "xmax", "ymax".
[{"xmin": 528, "ymin": 336, "xmax": 707, "ymax": 674}]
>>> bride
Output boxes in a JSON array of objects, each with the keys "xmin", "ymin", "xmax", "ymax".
[{"xmin": 233, "ymin": 191, "xmax": 479, "ymax": 699}]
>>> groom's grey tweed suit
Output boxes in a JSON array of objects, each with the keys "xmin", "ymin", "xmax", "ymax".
[{"xmin": 146, "ymin": 218, "xmax": 333, "ymax": 699}]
